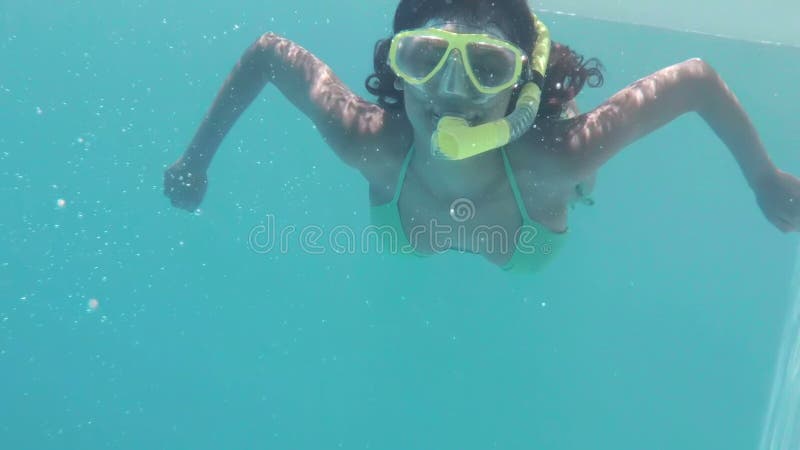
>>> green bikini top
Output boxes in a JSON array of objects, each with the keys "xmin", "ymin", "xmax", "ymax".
[{"xmin": 368, "ymin": 145, "xmax": 571, "ymax": 273}]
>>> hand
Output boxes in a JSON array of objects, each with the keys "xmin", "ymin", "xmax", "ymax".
[
  {"xmin": 754, "ymin": 168, "xmax": 800, "ymax": 233},
  {"xmin": 163, "ymin": 158, "xmax": 208, "ymax": 212}
]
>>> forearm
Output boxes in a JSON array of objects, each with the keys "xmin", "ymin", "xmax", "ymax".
[
  {"xmin": 181, "ymin": 38, "xmax": 273, "ymax": 171},
  {"xmin": 696, "ymin": 66, "xmax": 777, "ymax": 189}
]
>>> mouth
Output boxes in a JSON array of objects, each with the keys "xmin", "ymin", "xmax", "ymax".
[{"xmin": 432, "ymin": 112, "xmax": 480, "ymax": 127}]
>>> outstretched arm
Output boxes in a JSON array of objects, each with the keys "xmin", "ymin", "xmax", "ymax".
[
  {"xmin": 165, "ymin": 32, "xmax": 408, "ymax": 210},
  {"xmin": 554, "ymin": 58, "xmax": 800, "ymax": 232},
  {"xmin": 556, "ymin": 58, "xmax": 775, "ymax": 184}
]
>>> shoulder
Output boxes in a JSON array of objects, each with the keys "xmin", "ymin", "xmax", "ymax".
[
  {"xmin": 512, "ymin": 101, "xmax": 589, "ymax": 184},
  {"xmin": 349, "ymin": 109, "xmax": 414, "ymax": 184}
]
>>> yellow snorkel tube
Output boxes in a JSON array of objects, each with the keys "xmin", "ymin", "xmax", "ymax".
[{"xmin": 432, "ymin": 14, "xmax": 551, "ymax": 160}]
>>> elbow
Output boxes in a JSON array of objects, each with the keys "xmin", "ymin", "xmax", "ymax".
[
  {"xmin": 245, "ymin": 32, "xmax": 283, "ymax": 79},
  {"xmin": 252, "ymin": 32, "xmax": 283, "ymax": 61},
  {"xmin": 684, "ymin": 57, "xmax": 713, "ymax": 74},
  {"xmin": 256, "ymin": 32, "xmax": 280, "ymax": 50},
  {"xmin": 683, "ymin": 58, "xmax": 722, "ymax": 110},
  {"xmin": 683, "ymin": 57, "xmax": 719, "ymax": 85}
]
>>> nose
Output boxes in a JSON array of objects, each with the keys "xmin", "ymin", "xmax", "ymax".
[{"xmin": 435, "ymin": 49, "xmax": 472, "ymax": 99}]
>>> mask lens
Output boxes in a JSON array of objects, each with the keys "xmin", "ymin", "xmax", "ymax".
[
  {"xmin": 395, "ymin": 35, "xmax": 449, "ymax": 80},
  {"xmin": 466, "ymin": 42, "xmax": 518, "ymax": 89}
]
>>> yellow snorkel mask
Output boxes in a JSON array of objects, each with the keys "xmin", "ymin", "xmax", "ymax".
[{"xmin": 388, "ymin": 14, "xmax": 551, "ymax": 160}]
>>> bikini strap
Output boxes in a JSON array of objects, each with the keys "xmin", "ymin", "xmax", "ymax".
[
  {"xmin": 392, "ymin": 145, "xmax": 416, "ymax": 203},
  {"xmin": 500, "ymin": 147, "xmax": 533, "ymax": 223}
]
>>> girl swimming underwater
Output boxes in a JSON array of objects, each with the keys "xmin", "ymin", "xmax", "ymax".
[{"xmin": 164, "ymin": 0, "xmax": 800, "ymax": 272}]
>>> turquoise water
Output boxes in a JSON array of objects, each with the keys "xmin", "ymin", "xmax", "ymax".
[{"xmin": 2, "ymin": 1, "xmax": 800, "ymax": 449}]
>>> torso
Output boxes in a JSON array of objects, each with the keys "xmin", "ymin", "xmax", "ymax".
[{"xmin": 362, "ymin": 104, "xmax": 591, "ymax": 266}]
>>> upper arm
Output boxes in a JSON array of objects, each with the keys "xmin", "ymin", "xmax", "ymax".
[
  {"xmin": 256, "ymin": 32, "xmax": 410, "ymax": 171},
  {"xmin": 553, "ymin": 58, "xmax": 714, "ymax": 178}
]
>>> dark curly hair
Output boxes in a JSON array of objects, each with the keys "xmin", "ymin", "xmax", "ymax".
[{"xmin": 365, "ymin": 0, "xmax": 604, "ymax": 126}]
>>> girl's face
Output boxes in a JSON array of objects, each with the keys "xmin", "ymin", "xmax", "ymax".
[{"xmin": 398, "ymin": 20, "xmax": 517, "ymax": 139}]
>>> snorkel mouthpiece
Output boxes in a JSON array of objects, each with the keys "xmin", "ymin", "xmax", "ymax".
[
  {"xmin": 432, "ymin": 14, "xmax": 551, "ymax": 160},
  {"xmin": 432, "ymin": 116, "xmax": 512, "ymax": 160}
]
